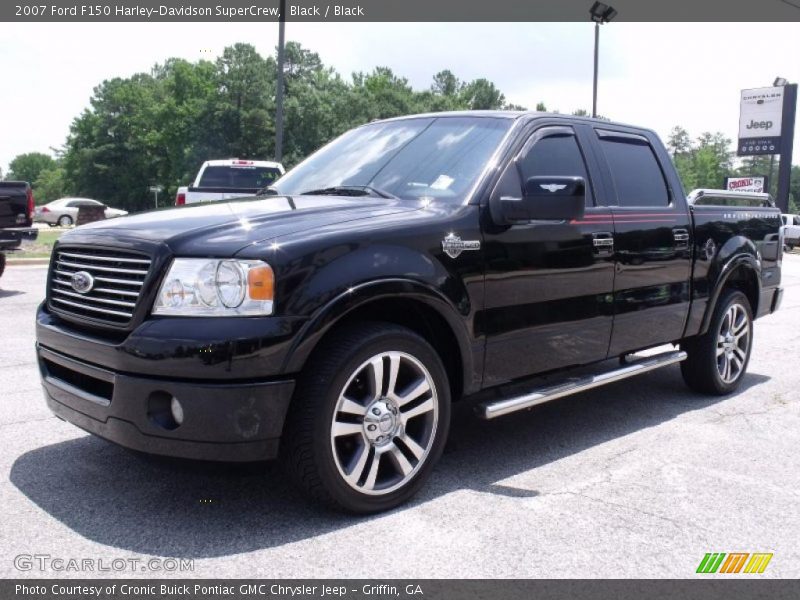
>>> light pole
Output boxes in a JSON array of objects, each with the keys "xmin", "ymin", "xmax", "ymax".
[
  {"xmin": 590, "ymin": 2, "xmax": 617, "ymax": 118},
  {"xmin": 274, "ymin": 0, "xmax": 286, "ymax": 163}
]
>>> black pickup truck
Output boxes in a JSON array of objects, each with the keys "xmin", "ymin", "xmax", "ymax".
[
  {"xmin": 0, "ymin": 181, "xmax": 38, "ymax": 278},
  {"xmin": 36, "ymin": 112, "xmax": 783, "ymax": 513}
]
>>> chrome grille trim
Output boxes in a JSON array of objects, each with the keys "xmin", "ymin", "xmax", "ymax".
[
  {"xmin": 48, "ymin": 246, "xmax": 153, "ymax": 326},
  {"xmin": 52, "ymin": 278, "xmax": 139, "ymax": 295},
  {"xmin": 57, "ymin": 251, "xmax": 151, "ymax": 265},
  {"xmin": 52, "ymin": 288, "xmax": 137, "ymax": 308},
  {"xmin": 53, "ymin": 270, "xmax": 144, "ymax": 287},
  {"xmin": 55, "ymin": 259, "xmax": 148, "ymax": 275},
  {"xmin": 51, "ymin": 297, "xmax": 134, "ymax": 319}
]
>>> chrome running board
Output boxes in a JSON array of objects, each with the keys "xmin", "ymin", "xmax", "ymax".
[{"xmin": 476, "ymin": 350, "xmax": 687, "ymax": 420}]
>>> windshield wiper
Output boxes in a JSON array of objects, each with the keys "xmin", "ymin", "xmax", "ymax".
[{"xmin": 298, "ymin": 185, "xmax": 399, "ymax": 199}]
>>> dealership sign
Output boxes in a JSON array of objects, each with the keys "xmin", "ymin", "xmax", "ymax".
[
  {"xmin": 724, "ymin": 176, "xmax": 768, "ymax": 194},
  {"xmin": 738, "ymin": 86, "xmax": 784, "ymax": 156}
]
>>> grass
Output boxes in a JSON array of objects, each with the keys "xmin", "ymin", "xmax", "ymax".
[{"xmin": 12, "ymin": 229, "xmax": 64, "ymax": 259}]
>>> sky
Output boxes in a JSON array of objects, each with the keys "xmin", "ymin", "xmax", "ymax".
[{"xmin": 1, "ymin": 21, "xmax": 799, "ymax": 174}]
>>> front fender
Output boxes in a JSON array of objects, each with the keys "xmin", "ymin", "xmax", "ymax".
[{"xmin": 281, "ymin": 278, "xmax": 476, "ymax": 393}]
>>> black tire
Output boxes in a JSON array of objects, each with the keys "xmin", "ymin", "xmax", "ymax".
[
  {"xmin": 281, "ymin": 322, "xmax": 451, "ymax": 513},
  {"xmin": 0, "ymin": 253, "xmax": 5, "ymax": 279},
  {"xmin": 681, "ymin": 289, "xmax": 753, "ymax": 395},
  {"xmin": 58, "ymin": 215, "xmax": 73, "ymax": 227}
]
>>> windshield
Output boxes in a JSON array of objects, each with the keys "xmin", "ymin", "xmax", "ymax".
[
  {"xmin": 198, "ymin": 166, "xmax": 282, "ymax": 189},
  {"xmin": 273, "ymin": 116, "xmax": 512, "ymax": 200}
]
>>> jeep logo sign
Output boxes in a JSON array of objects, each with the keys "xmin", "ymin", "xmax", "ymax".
[
  {"xmin": 738, "ymin": 86, "xmax": 783, "ymax": 156},
  {"xmin": 745, "ymin": 120, "xmax": 773, "ymax": 131}
]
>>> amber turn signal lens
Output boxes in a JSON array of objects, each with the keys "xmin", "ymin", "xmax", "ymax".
[{"xmin": 247, "ymin": 264, "xmax": 274, "ymax": 301}]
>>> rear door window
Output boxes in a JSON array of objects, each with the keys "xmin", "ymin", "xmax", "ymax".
[{"xmin": 596, "ymin": 133, "xmax": 670, "ymax": 207}]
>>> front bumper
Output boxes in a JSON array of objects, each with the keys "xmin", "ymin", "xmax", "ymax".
[{"xmin": 38, "ymin": 344, "xmax": 295, "ymax": 462}]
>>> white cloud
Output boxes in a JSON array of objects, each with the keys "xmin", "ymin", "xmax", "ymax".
[{"xmin": 1, "ymin": 22, "xmax": 798, "ymax": 176}]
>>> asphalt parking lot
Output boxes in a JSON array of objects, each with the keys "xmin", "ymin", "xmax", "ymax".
[{"xmin": 1, "ymin": 256, "xmax": 799, "ymax": 579}]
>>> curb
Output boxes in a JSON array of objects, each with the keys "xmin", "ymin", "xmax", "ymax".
[{"xmin": 6, "ymin": 258, "xmax": 50, "ymax": 266}]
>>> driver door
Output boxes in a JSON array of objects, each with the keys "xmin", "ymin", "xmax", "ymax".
[{"xmin": 479, "ymin": 124, "xmax": 616, "ymax": 386}]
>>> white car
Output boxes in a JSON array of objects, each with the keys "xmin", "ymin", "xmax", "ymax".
[
  {"xmin": 782, "ymin": 214, "xmax": 800, "ymax": 250},
  {"xmin": 175, "ymin": 159, "xmax": 284, "ymax": 205},
  {"xmin": 34, "ymin": 198, "xmax": 128, "ymax": 227}
]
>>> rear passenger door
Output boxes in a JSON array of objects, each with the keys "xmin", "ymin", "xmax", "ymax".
[{"xmin": 591, "ymin": 128, "xmax": 692, "ymax": 355}]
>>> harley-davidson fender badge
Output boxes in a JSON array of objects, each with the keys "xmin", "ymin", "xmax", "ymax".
[{"xmin": 442, "ymin": 233, "xmax": 481, "ymax": 259}]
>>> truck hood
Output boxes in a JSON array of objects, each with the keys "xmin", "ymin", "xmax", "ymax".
[{"xmin": 66, "ymin": 195, "xmax": 421, "ymax": 255}]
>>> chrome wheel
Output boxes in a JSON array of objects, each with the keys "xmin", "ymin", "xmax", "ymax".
[
  {"xmin": 330, "ymin": 351, "xmax": 438, "ymax": 496},
  {"xmin": 716, "ymin": 302, "xmax": 750, "ymax": 384}
]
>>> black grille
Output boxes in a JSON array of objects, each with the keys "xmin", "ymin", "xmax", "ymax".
[{"xmin": 49, "ymin": 247, "xmax": 152, "ymax": 326}]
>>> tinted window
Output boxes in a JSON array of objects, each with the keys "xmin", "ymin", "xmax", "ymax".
[
  {"xmin": 599, "ymin": 138, "xmax": 669, "ymax": 207},
  {"xmin": 199, "ymin": 166, "xmax": 281, "ymax": 189},
  {"xmin": 518, "ymin": 133, "xmax": 592, "ymax": 206}
]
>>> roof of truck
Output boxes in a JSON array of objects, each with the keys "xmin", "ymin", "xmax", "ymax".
[{"xmin": 373, "ymin": 110, "xmax": 654, "ymax": 135}]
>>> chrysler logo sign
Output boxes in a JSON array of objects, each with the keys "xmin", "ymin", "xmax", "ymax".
[{"xmin": 70, "ymin": 271, "xmax": 94, "ymax": 294}]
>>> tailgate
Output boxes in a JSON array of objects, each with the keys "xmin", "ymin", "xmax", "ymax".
[
  {"xmin": 0, "ymin": 182, "xmax": 30, "ymax": 228},
  {"xmin": 185, "ymin": 187, "xmax": 259, "ymax": 204}
]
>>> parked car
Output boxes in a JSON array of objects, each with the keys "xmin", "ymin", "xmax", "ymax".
[
  {"xmin": 36, "ymin": 112, "xmax": 783, "ymax": 513},
  {"xmin": 35, "ymin": 198, "xmax": 128, "ymax": 227},
  {"xmin": 175, "ymin": 159, "xmax": 284, "ymax": 205},
  {"xmin": 781, "ymin": 213, "xmax": 800, "ymax": 250},
  {"xmin": 0, "ymin": 181, "xmax": 37, "ymax": 278}
]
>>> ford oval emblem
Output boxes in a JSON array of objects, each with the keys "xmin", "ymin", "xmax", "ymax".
[{"xmin": 70, "ymin": 271, "xmax": 95, "ymax": 294}]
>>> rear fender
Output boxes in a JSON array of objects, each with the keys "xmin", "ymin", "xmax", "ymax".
[{"xmin": 698, "ymin": 237, "xmax": 761, "ymax": 335}]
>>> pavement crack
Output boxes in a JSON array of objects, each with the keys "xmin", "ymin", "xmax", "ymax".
[
  {"xmin": 0, "ymin": 415, "xmax": 58, "ymax": 428},
  {"xmin": 557, "ymin": 489, "xmax": 713, "ymax": 533}
]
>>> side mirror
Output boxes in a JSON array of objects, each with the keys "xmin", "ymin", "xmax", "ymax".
[{"xmin": 497, "ymin": 176, "xmax": 586, "ymax": 223}]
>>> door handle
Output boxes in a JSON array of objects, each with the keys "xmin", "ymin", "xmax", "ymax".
[
  {"xmin": 673, "ymin": 228, "xmax": 690, "ymax": 248},
  {"xmin": 592, "ymin": 232, "xmax": 614, "ymax": 253}
]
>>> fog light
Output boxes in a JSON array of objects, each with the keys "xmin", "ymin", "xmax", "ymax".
[
  {"xmin": 170, "ymin": 397, "xmax": 184, "ymax": 425},
  {"xmin": 147, "ymin": 391, "xmax": 182, "ymax": 430}
]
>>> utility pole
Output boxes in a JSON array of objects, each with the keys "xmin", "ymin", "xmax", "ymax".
[
  {"xmin": 274, "ymin": 0, "xmax": 286, "ymax": 163},
  {"xmin": 592, "ymin": 22, "xmax": 599, "ymax": 118}
]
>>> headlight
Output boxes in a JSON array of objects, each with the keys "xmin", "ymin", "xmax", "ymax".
[{"xmin": 153, "ymin": 258, "xmax": 274, "ymax": 316}]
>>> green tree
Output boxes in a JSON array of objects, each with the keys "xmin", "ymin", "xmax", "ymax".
[
  {"xmin": 33, "ymin": 166, "xmax": 70, "ymax": 204},
  {"xmin": 63, "ymin": 73, "xmax": 163, "ymax": 212},
  {"xmin": 789, "ymin": 165, "xmax": 800, "ymax": 213},
  {"xmin": 7, "ymin": 152, "xmax": 56, "ymax": 185},
  {"xmin": 459, "ymin": 78, "xmax": 505, "ymax": 110},
  {"xmin": 668, "ymin": 129, "xmax": 734, "ymax": 191},
  {"xmin": 214, "ymin": 43, "xmax": 275, "ymax": 160},
  {"xmin": 59, "ymin": 42, "xmax": 520, "ymax": 211},
  {"xmin": 431, "ymin": 70, "xmax": 460, "ymax": 97},
  {"xmin": 667, "ymin": 126, "xmax": 692, "ymax": 158}
]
